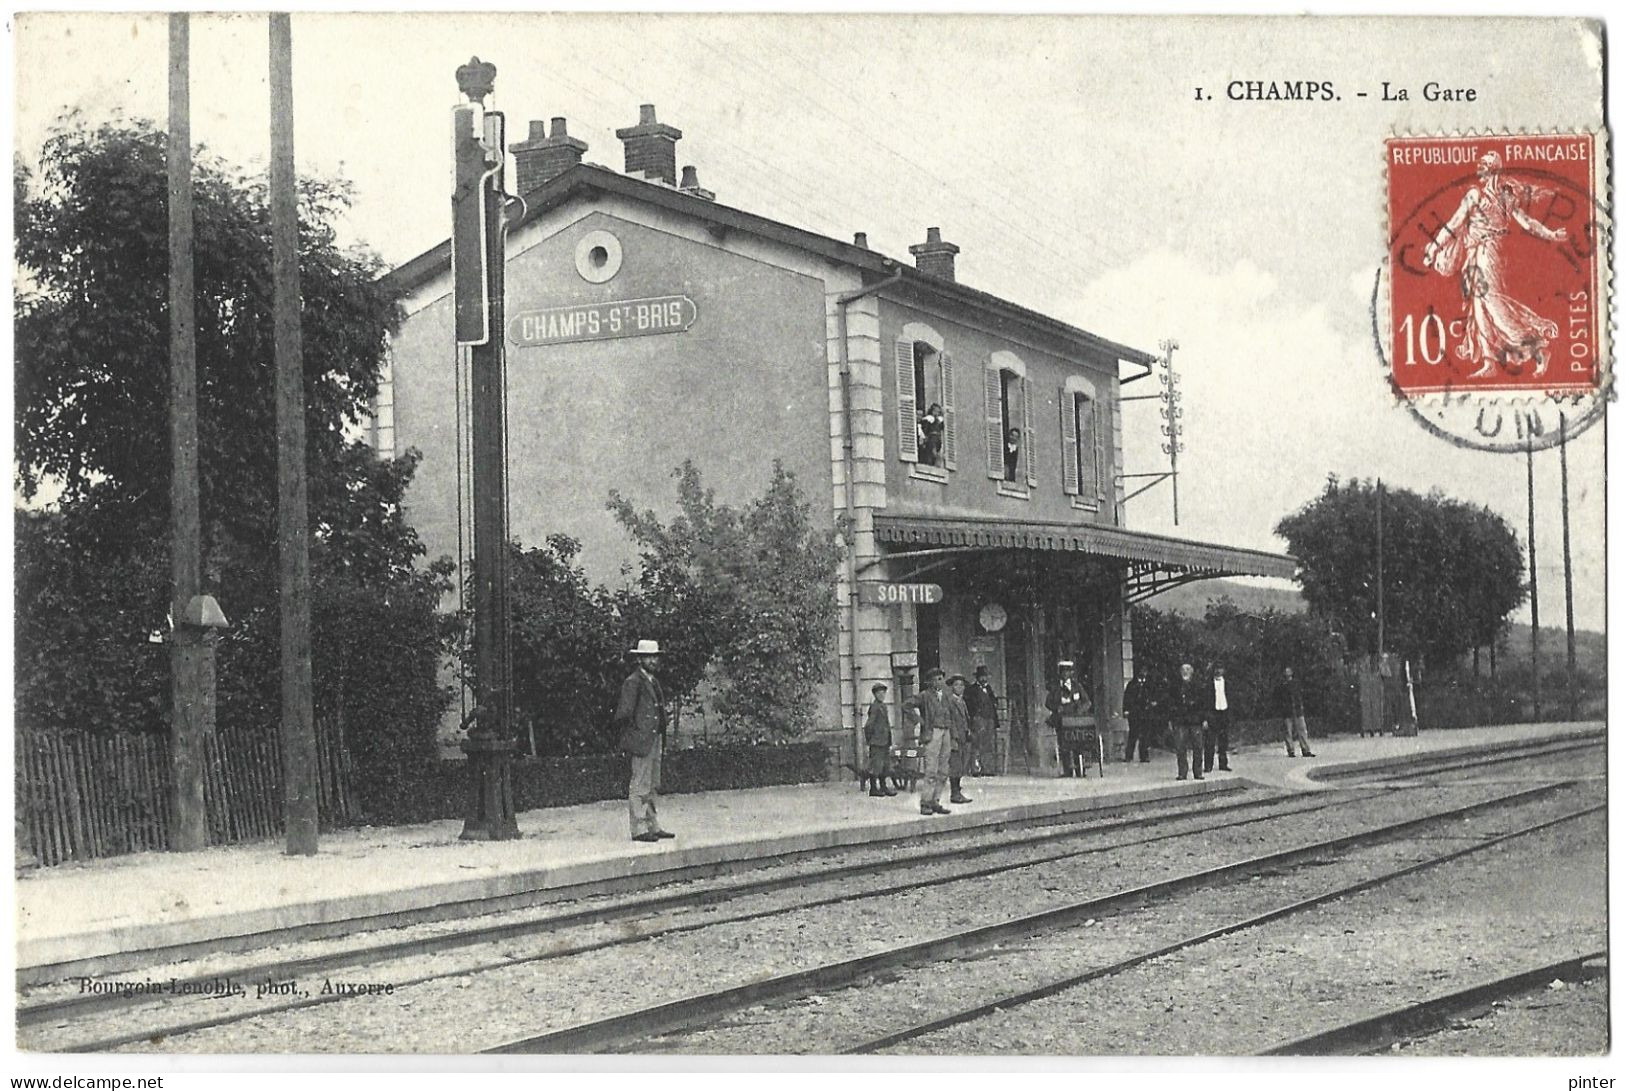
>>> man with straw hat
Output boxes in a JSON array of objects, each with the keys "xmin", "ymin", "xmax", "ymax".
[{"xmin": 615, "ymin": 638, "xmax": 675, "ymax": 843}]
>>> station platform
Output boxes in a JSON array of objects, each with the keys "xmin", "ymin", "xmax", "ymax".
[{"xmin": 13, "ymin": 720, "xmax": 1602, "ymax": 978}]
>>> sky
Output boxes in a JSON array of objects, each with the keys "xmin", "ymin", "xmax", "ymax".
[{"xmin": 11, "ymin": 12, "xmax": 1609, "ymax": 631}]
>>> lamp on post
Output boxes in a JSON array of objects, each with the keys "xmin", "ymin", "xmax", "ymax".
[
  {"xmin": 453, "ymin": 56, "xmax": 520, "ymax": 841},
  {"xmin": 171, "ymin": 593, "xmax": 228, "ymax": 847}
]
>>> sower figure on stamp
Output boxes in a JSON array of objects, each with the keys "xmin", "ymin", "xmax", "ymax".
[
  {"xmin": 1204, "ymin": 663, "xmax": 1233, "ymax": 773},
  {"xmin": 965, "ymin": 665, "xmax": 1000, "ymax": 776},
  {"xmin": 615, "ymin": 639, "xmax": 675, "ymax": 843},
  {"xmin": 1423, "ymin": 151, "xmax": 1570, "ymax": 380},
  {"xmin": 1047, "ymin": 659, "xmax": 1091, "ymax": 777},
  {"xmin": 947, "ymin": 674, "xmax": 973, "ymax": 805},
  {"xmin": 864, "ymin": 682, "xmax": 898, "ymax": 797},
  {"xmin": 1122, "ymin": 670, "xmax": 1154, "ymax": 763},
  {"xmin": 904, "ymin": 668, "xmax": 953, "ymax": 815},
  {"xmin": 1275, "ymin": 666, "xmax": 1316, "ymax": 758},
  {"xmin": 1170, "ymin": 661, "xmax": 1206, "ymax": 782}
]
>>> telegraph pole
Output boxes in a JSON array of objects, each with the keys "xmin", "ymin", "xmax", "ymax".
[
  {"xmin": 1157, "ymin": 340, "xmax": 1183, "ymax": 525},
  {"xmin": 453, "ymin": 58, "xmax": 519, "ymax": 840},
  {"xmin": 1375, "ymin": 479, "xmax": 1385, "ymax": 660},
  {"xmin": 1526, "ymin": 434, "xmax": 1540, "ymax": 721},
  {"xmin": 167, "ymin": 12, "xmax": 211, "ymax": 852},
  {"xmin": 1559, "ymin": 413, "xmax": 1577, "ymax": 720},
  {"xmin": 270, "ymin": 13, "xmax": 318, "ymax": 855}
]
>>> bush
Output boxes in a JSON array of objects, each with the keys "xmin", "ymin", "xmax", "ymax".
[{"xmin": 357, "ymin": 741, "xmax": 830, "ymax": 825}]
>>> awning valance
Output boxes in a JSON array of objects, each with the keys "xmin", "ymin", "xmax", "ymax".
[{"xmin": 873, "ymin": 515, "xmax": 1297, "ymax": 589}]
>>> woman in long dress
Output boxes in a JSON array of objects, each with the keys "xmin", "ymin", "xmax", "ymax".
[{"xmin": 1423, "ymin": 152, "xmax": 1569, "ymax": 378}]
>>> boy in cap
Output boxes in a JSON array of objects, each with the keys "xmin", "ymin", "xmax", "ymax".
[{"xmin": 863, "ymin": 682, "xmax": 898, "ymax": 797}]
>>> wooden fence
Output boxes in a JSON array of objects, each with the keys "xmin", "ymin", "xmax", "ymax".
[{"xmin": 16, "ymin": 719, "xmax": 359, "ymax": 867}]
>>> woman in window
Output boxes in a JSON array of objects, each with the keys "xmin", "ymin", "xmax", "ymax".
[
  {"xmin": 918, "ymin": 402, "xmax": 945, "ymax": 466},
  {"xmin": 1004, "ymin": 427, "xmax": 1022, "ymax": 481}
]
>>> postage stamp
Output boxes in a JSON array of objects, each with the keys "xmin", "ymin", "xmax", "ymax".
[{"xmin": 1382, "ymin": 132, "xmax": 1610, "ymax": 451}]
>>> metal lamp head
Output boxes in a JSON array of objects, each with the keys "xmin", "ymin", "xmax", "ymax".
[{"xmin": 182, "ymin": 594, "xmax": 229, "ymax": 630}]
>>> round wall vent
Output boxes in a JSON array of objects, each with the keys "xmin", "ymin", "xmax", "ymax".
[{"xmin": 574, "ymin": 229, "xmax": 623, "ymax": 283}]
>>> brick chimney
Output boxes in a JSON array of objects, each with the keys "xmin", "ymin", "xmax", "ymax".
[
  {"xmin": 615, "ymin": 104, "xmax": 682, "ymax": 185},
  {"xmin": 909, "ymin": 227, "xmax": 960, "ymax": 281},
  {"xmin": 510, "ymin": 117, "xmax": 587, "ymax": 196},
  {"xmin": 678, "ymin": 165, "xmax": 715, "ymax": 202}
]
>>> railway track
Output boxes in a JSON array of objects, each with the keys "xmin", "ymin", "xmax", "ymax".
[
  {"xmin": 485, "ymin": 782, "xmax": 1599, "ymax": 1054},
  {"xmin": 22, "ymin": 737, "xmax": 1600, "ymax": 1054},
  {"xmin": 1259, "ymin": 950, "xmax": 1608, "ymax": 1055}
]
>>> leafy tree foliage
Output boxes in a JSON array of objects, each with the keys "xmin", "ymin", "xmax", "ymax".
[
  {"xmin": 14, "ymin": 119, "xmax": 452, "ymax": 793},
  {"xmin": 1275, "ymin": 478, "xmax": 1526, "ymax": 670},
  {"xmin": 505, "ymin": 535, "xmax": 626, "ymax": 756},
  {"xmin": 608, "ymin": 461, "xmax": 843, "ymax": 741},
  {"xmin": 1131, "ymin": 600, "xmax": 1351, "ymax": 725}
]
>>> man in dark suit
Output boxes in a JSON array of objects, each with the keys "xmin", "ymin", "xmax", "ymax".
[
  {"xmin": 615, "ymin": 639, "xmax": 674, "ymax": 843},
  {"xmin": 965, "ymin": 665, "xmax": 1000, "ymax": 776},
  {"xmin": 864, "ymin": 682, "xmax": 898, "ymax": 797},
  {"xmin": 1047, "ymin": 660, "xmax": 1091, "ymax": 777},
  {"xmin": 1169, "ymin": 661, "xmax": 1206, "ymax": 781},
  {"xmin": 947, "ymin": 674, "xmax": 973, "ymax": 804},
  {"xmin": 1122, "ymin": 671, "xmax": 1154, "ymax": 763},
  {"xmin": 904, "ymin": 668, "xmax": 953, "ymax": 815}
]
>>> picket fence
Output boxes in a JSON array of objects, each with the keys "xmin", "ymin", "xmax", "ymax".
[{"xmin": 15, "ymin": 719, "xmax": 359, "ymax": 867}]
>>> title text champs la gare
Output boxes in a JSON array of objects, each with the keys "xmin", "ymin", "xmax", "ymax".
[{"xmin": 1203, "ymin": 80, "xmax": 1479, "ymax": 102}]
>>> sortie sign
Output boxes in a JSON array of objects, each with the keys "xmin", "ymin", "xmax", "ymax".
[
  {"xmin": 507, "ymin": 295, "xmax": 697, "ymax": 348},
  {"xmin": 861, "ymin": 583, "xmax": 945, "ymax": 606}
]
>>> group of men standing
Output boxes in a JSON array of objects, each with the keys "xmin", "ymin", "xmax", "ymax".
[
  {"xmin": 615, "ymin": 634, "xmax": 1325, "ymax": 843},
  {"xmin": 863, "ymin": 666, "xmax": 1001, "ymax": 815},
  {"xmin": 1123, "ymin": 661, "xmax": 1317, "ymax": 780}
]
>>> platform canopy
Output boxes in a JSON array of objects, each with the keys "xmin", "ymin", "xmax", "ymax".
[{"xmin": 872, "ymin": 515, "xmax": 1298, "ymax": 605}]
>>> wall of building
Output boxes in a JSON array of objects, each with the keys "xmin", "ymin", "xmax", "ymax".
[
  {"xmin": 391, "ymin": 203, "xmax": 831, "ymax": 589},
  {"xmin": 388, "ymin": 199, "xmax": 846, "ymax": 749},
  {"xmin": 874, "ymin": 295, "xmax": 1121, "ymax": 527}
]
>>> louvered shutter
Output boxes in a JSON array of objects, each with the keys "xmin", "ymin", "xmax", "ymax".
[
  {"xmin": 984, "ymin": 365, "xmax": 1004, "ymax": 479},
  {"xmin": 1060, "ymin": 389, "xmax": 1080, "ymax": 495},
  {"xmin": 1093, "ymin": 397, "xmax": 1107, "ymax": 500},
  {"xmin": 941, "ymin": 352, "xmax": 956, "ymax": 470},
  {"xmin": 895, "ymin": 339, "xmax": 917, "ymax": 463},
  {"xmin": 1022, "ymin": 376, "xmax": 1037, "ymax": 488}
]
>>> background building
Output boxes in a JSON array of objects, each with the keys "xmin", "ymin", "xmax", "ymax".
[{"xmin": 380, "ymin": 103, "xmax": 1294, "ymax": 769}]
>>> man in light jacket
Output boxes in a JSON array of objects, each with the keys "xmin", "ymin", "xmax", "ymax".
[
  {"xmin": 615, "ymin": 639, "xmax": 675, "ymax": 843},
  {"xmin": 904, "ymin": 668, "xmax": 954, "ymax": 816}
]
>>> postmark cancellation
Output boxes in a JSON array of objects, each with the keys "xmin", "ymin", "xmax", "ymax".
[{"xmin": 1381, "ymin": 131, "xmax": 1611, "ymax": 452}]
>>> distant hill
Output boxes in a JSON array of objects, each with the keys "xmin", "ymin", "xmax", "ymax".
[{"xmin": 1148, "ymin": 579, "xmax": 1306, "ymax": 618}]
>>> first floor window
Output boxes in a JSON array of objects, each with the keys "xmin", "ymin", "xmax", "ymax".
[{"xmin": 896, "ymin": 332, "xmax": 955, "ymax": 470}]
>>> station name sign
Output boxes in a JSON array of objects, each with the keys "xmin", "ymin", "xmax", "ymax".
[
  {"xmin": 861, "ymin": 583, "xmax": 945, "ymax": 606},
  {"xmin": 507, "ymin": 295, "xmax": 697, "ymax": 348}
]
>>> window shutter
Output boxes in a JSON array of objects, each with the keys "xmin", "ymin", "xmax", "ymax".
[
  {"xmin": 1093, "ymin": 397, "xmax": 1108, "ymax": 500},
  {"xmin": 1060, "ymin": 389, "xmax": 1080, "ymax": 495},
  {"xmin": 895, "ymin": 339, "xmax": 917, "ymax": 463},
  {"xmin": 1022, "ymin": 376, "xmax": 1037, "ymax": 488},
  {"xmin": 941, "ymin": 352, "xmax": 957, "ymax": 470},
  {"xmin": 984, "ymin": 366, "xmax": 1004, "ymax": 479}
]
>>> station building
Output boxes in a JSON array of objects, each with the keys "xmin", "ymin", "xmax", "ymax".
[{"xmin": 378, "ymin": 104, "xmax": 1295, "ymax": 772}]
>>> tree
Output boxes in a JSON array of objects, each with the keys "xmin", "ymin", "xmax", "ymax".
[
  {"xmin": 505, "ymin": 535, "xmax": 626, "ymax": 756},
  {"xmin": 609, "ymin": 461, "xmax": 842, "ymax": 741},
  {"xmin": 1275, "ymin": 478, "xmax": 1526, "ymax": 670},
  {"xmin": 14, "ymin": 119, "xmax": 452, "ymax": 794}
]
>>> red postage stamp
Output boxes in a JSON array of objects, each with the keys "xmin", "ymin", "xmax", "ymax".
[{"xmin": 1386, "ymin": 134, "xmax": 1604, "ymax": 396}]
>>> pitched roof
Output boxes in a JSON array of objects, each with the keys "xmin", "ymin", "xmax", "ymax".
[{"xmin": 381, "ymin": 163, "xmax": 1155, "ymax": 366}]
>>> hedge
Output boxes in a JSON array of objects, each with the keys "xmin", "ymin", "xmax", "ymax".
[{"xmin": 357, "ymin": 741, "xmax": 830, "ymax": 825}]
